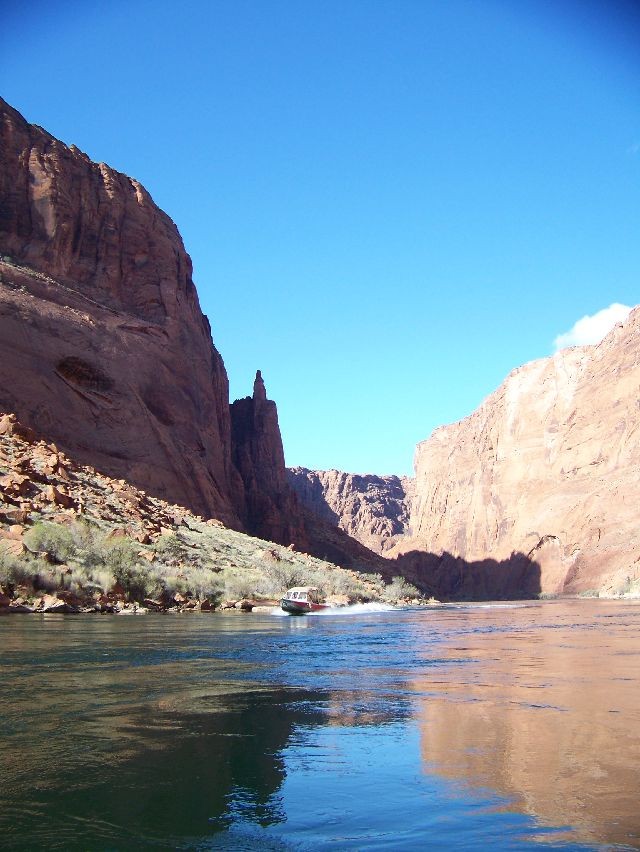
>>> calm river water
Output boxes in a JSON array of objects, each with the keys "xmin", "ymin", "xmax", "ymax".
[{"xmin": 1, "ymin": 599, "xmax": 639, "ymax": 850}]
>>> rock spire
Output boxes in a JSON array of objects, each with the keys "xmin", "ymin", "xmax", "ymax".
[{"xmin": 253, "ymin": 369, "xmax": 267, "ymax": 401}]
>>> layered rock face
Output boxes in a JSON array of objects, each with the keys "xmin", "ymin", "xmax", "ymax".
[
  {"xmin": 395, "ymin": 309, "xmax": 640, "ymax": 595},
  {"xmin": 230, "ymin": 372, "xmax": 307, "ymax": 547},
  {"xmin": 0, "ymin": 97, "xmax": 244, "ymax": 525},
  {"xmin": 288, "ymin": 468, "xmax": 413, "ymax": 555},
  {"xmin": 0, "ymin": 98, "xmax": 302, "ymax": 544}
]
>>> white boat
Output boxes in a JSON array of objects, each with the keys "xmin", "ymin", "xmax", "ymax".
[{"xmin": 280, "ymin": 586, "xmax": 328, "ymax": 615}]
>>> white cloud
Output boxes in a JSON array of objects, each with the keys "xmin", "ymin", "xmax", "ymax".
[{"xmin": 554, "ymin": 303, "xmax": 632, "ymax": 351}]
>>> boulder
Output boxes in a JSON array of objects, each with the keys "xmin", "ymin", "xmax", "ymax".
[
  {"xmin": 0, "ymin": 414, "xmax": 36, "ymax": 443},
  {"xmin": 36, "ymin": 594, "xmax": 78, "ymax": 614},
  {"xmin": 7, "ymin": 602, "xmax": 34, "ymax": 613},
  {"xmin": 42, "ymin": 485, "xmax": 77, "ymax": 509},
  {"xmin": 0, "ymin": 474, "xmax": 31, "ymax": 498},
  {"xmin": 138, "ymin": 550, "xmax": 156, "ymax": 562},
  {"xmin": 0, "ymin": 537, "xmax": 24, "ymax": 558}
]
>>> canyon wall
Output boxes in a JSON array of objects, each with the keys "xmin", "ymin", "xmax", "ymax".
[
  {"xmin": 394, "ymin": 309, "xmax": 640, "ymax": 595},
  {"xmin": 0, "ymin": 97, "xmax": 301, "ymax": 545},
  {"xmin": 288, "ymin": 468, "xmax": 413, "ymax": 555},
  {"xmin": 292, "ymin": 312, "xmax": 640, "ymax": 597},
  {"xmin": 287, "ymin": 468, "xmax": 540, "ymax": 599},
  {"xmin": 3, "ymin": 96, "xmax": 637, "ymax": 595}
]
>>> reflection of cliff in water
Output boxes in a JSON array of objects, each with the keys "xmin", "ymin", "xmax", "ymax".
[
  {"xmin": 3, "ymin": 683, "xmax": 327, "ymax": 848},
  {"xmin": 3, "ymin": 675, "xmax": 411, "ymax": 849},
  {"xmin": 414, "ymin": 604, "xmax": 640, "ymax": 848}
]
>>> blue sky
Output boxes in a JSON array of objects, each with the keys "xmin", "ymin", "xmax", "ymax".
[{"xmin": 3, "ymin": 1, "xmax": 639, "ymax": 475}]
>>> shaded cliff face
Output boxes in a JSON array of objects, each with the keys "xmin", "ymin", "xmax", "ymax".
[
  {"xmin": 0, "ymin": 98, "xmax": 246, "ymax": 526},
  {"xmin": 286, "ymin": 467, "xmax": 540, "ymax": 599},
  {"xmin": 395, "ymin": 308, "xmax": 640, "ymax": 595},
  {"xmin": 287, "ymin": 467, "xmax": 413, "ymax": 555},
  {"xmin": 230, "ymin": 372, "xmax": 307, "ymax": 548}
]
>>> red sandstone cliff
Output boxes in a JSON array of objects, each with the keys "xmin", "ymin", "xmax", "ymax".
[
  {"xmin": 290, "ymin": 314, "xmax": 640, "ymax": 598},
  {"xmin": 0, "ymin": 98, "xmax": 301, "ymax": 544},
  {"xmin": 393, "ymin": 308, "xmax": 640, "ymax": 596},
  {"xmin": 287, "ymin": 468, "xmax": 413, "ymax": 555}
]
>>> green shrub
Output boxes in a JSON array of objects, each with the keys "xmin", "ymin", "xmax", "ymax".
[
  {"xmin": 0, "ymin": 549, "xmax": 36, "ymax": 588},
  {"xmin": 382, "ymin": 576, "xmax": 420, "ymax": 602},
  {"xmin": 87, "ymin": 568, "xmax": 116, "ymax": 594},
  {"xmin": 325, "ymin": 568, "xmax": 365, "ymax": 597},
  {"xmin": 102, "ymin": 539, "xmax": 139, "ymax": 574},
  {"xmin": 70, "ymin": 518, "xmax": 105, "ymax": 567},
  {"xmin": 151, "ymin": 564, "xmax": 188, "ymax": 597},
  {"xmin": 32, "ymin": 566, "xmax": 60, "ymax": 593},
  {"xmin": 183, "ymin": 567, "xmax": 223, "ymax": 601},
  {"xmin": 578, "ymin": 589, "xmax": 600, "ymax": 598},
  {"xmin": 68, "ymin": 564, "xmax": 115, "ymax": 595},
  {"xmin": 112, "ymin": 562, "xmax": 154, "ymax": 601},
  {"xmin": 155, "ymin": 533, "xmax": 190, "ymax": 563},
  {"xmin": 222, "ymin": 567, "xmax": 258, "ymax": 600},
  {"xmin": 99, "ymin": 539, "xmax": 152, "ymax": 600},
  {"xmin": 259, "ymin": 559, "xmax": 307, "ymax": 593},
  {"xmin": 23, "ymin": 522, "xmax": 75, "ymax": 562}
]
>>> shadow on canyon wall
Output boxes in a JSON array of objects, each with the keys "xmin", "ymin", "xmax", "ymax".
[
  {"xmin": 393, "ymin": 549, "xmax": 542, "ymax": 601},
  {"xmin": 303, "ymin": 512, "xmax": 541, "ymax": 600}
]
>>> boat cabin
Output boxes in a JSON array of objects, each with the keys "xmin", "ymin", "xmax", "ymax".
[{"xmin": 285, "ymin": 586, "xmax": 321, "ymax": 603}]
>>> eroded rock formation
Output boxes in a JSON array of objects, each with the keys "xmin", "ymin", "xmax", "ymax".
[
  {"xmin": 0, "ymin": 97, "xmax": 244, "ymax": 525},
  {"xmin": 288, "ymin": 468, "xmax": 413, "ymax": 555},
  {"xmin": 394, "ymin": 309, "xmax": 640, "ymax": 595},
  {"xmin": 286, "ymin": 467, "xmax": 541, "ymax": 598},
  {"xmin": 230, "ymin": 371, "xmax": 307, "ymax": 547},
  {"xmin": 0, "ymin": 97, "xmax": 302, "ymax": 545}
]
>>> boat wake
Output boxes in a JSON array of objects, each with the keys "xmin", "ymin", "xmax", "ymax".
[{"xmin": 271, "ymin": 602, "xmax": 397, "ymax": 617}]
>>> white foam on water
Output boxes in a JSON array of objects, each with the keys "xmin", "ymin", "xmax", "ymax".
[
  {"xmin": 318, "ymin": 602, "xmax": 397, "ymax": 616},
  {"xmin": 270, "ymin": 602, "xmax": 398, "ymax": 617},
  {"xmin": 269, "ymin": 602, "xmax": 526, "ymax": 616}
]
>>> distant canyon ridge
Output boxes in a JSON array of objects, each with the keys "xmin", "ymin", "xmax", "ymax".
[{"xmin": 1, "ymin": 96, "xmax": 638, "ymax": 598}]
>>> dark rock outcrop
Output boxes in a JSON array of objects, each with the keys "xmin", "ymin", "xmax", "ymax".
[{"xmin": 231, "ymin": 372, "xmax": 307, "ymax": 547}]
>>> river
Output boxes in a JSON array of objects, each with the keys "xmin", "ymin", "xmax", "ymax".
[{"xmin": 0, "ymin": 599, "xmax": 639, "ymax": 850}]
